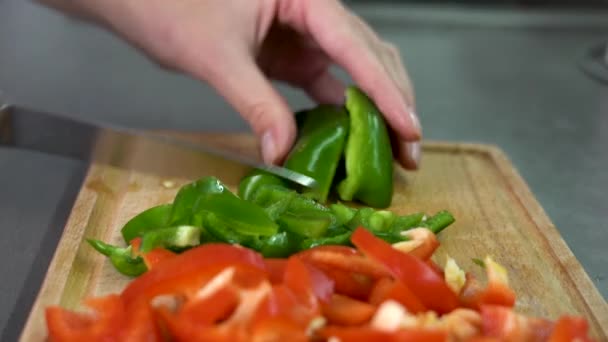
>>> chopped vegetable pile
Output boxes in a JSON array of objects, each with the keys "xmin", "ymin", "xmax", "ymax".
[
  {"xmin": 46, "ymin": 228, "xmax": 595, "ymax": 341},
  {"xmin": 47, "ymin": 87, "xmax": 595, "ymax": 341}
]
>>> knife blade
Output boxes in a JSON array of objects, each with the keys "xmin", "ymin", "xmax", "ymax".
[{"xmin": 0, "ymin": 103, "xmax": 317, "ymax": 189}]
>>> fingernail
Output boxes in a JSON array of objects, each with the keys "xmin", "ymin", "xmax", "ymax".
[
  {"xmin": 261, "ymin": 131, "xmax": 277, "ymax": 164},
  {"xmin": 409, "ymin": 109, "xmax": 422, "ymax": 137},
  {"xmin": 406, "ymin": 141, "xmax": 421, "ymax": 168}
]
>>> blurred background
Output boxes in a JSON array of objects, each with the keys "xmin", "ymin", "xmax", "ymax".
[{"xmin": 0, "ymin": 0, "xmax": 607, "ymax": 340}]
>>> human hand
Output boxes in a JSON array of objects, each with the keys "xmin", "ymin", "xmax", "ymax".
[{"xmin": 43, "ymin": 0, "xmax": 422, "ymax": 168}]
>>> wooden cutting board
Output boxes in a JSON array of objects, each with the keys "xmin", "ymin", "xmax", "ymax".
[{"xmin": 19, "ymin": 133, "xmax": 608, "ymax": 341}]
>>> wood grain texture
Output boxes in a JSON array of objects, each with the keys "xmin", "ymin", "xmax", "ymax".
[{"xmin": 19, "ymin": 134, "xmax": 608, "ymax": 341}]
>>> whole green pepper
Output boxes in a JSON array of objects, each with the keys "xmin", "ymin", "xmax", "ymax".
[
  {"xmin": 87, "ymin": 239, "xmax": 146, "ymax": 277},
  {"xmin": 121, "ymin": 204, "xmax": 172, "ymax": 244},
  {"xmin": 337, "ymin": 86, "xmax": 394, "ymax": 208},
  {"xmin": 283, "ymin": 105, "xmax": 349, "ymax": 203}
]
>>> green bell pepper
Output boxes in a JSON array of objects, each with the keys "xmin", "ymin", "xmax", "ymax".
[
  {"xmin": 121, "ymin": 204, "xmax": 172, "ymax": 244},
  {"xmin": 196, "ymin": 192, "xmax": 279, "ymax": 237},
  {"xmin": 169, "ymin": 176, "xmax": 232, "ymax": 225},
  {"xmin": 251, "ymin": 184, "xmax": 338, "ymax": 238},
  {"xmin": 337, "ymin": 86, "xmax": 394, "ymax": 208},
  {"xmin": 87, "ymin": 239, "xmax": 146, "ymax": 277},
  {"xmin": 139, "ymin": 225, "xmax": 203, "ymax": 253},
  {"xmin": 238, "ymin": 170, "xmax": 288, "ymax": 201},
  {"xmin": 300, "ymin": 231, "xmax": 353, "ymax": 250},
  {"xmin": 420, "ymin": 210, "xmax": 455, "ymax": 234},
  {"xmin": 283, "ymin": 105, "xmax": 349, "ymax": 203}
]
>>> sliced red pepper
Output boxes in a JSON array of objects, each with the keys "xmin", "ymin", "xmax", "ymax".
[
  {"xmin": 46, "ymin": 295, "xmax": 123, "ymax": 341},
  {"xmin": 264, "ymin": 258, "xmax": 287, "ymax": 284},
  {"xmin": 250, "ymin": 316, "xmax": 309, "ymax": 342},
  {"xmin": 319, "ymin": 326, "xmax": 448, "ymax": 342},
  {"xmin": 480, "ymin": 305, "xmax": 554, "ymax": 341},
  {"xmin": 460, "ymin": 273, "xmax": 516, "ymax": 310},
  {"xmin": 321, "ymin": 294, "xmax": 376, "ymax": 326},
  {"xmin": 296, "ymin": 245, "xmax": 389, "ymax": 279},
  {"xmin": 351, "ymin": 228, "xmax": 458, "ymax": 313},
  {"xmin": 368, "ymin": 277, "xmax": 426, "ymax": 313},
  {"xmin": 121, "ymin": 244, "xmax": 266, "ymax": 304},
  {"xmin": 548, "ymin": 316, "xmax": 594, "ymax": 342},
  {"xmin": 283, "ymin": 256, "xmax": 334, "ymax": 310}
]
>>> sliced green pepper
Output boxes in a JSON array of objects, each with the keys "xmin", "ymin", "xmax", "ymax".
[
  {"xmin": 139, "ymin": 226, "xmax": 203, "ymax": 253},
  {"xmin": 197, "ymin": 192, "xmax": 279, "ymax": 237},
  {"xmin": 254, "ymin": 231, "xmax": 299, "ymax": 258},
  {"xmin": 121, "ymin": 204, "xmax": 172, "ymax": 244},
  {"xmin": 330, "ymin": 203, "xmax": 357, "ymax": 226},
  {"xmin": 283, "ymin": 105, "xmax": 349, "ymax": 203},
  {"xmin": 337, "ymin": 86, "xmax": 394, "ymax": 208},
  {"xmin": 87, "ymin": 239, "xmax": 146, "ymax": 277},
  {"xmin": 251, "ymin": 184, "xmax": 338, "ymax": 238},
  {"xmin": 169, "ymin": 176, "xmax": 232, "ymax": 225},
  {"xmin": 420, "ymin": 210, "xmax": 455, "ymax": 234},
  {"xmin": 238, "ymin": 170, "xmax": 288, "ymax": 201},
  {"xmin": 300, "ymin": 231, "xmax": 353, "ymax": 250}
]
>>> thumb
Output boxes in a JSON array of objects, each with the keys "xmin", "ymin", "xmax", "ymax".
[{"xmin": 202, "ymin": 55, "xmax": 297, "ymax": 165}]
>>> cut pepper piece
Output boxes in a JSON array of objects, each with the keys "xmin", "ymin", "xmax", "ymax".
[
  {"xmin": 283, "ymin": 104, "xmax": 349, "ymax": 203},
  {"xmin": 121, "ymin": 204, "xmax": 172, "ymax": 244},
  {"xmin": 337, "ymin": 86, "xmax": 394, "ymax": 208},
  {"xmin": 87, "ymin": 239, "xmax": 147, "ymax": 277}
]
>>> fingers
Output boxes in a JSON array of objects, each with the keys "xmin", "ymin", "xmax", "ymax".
[
  {"xmin": 304, "ymin": 69, "xmax": 346, "ymax": 105},
  {"xmin": 279, "ymin": 0, "xmax": 422, "ymax": 168},
  {"xmin": 286, "ymin": 0, "xmax": 421, "ymax": 142},
  {"xmin": 194, "ymin": 53, "xmax": 297, "ymax": 165}
]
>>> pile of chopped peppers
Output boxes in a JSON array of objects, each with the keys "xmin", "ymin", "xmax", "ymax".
[
  {"xmin": 47, "ymin": 228, "xmax": 595, "ymax": 341},
  {"xmin": 88, "ymin": 86, "xmax": 456, "ymax": 276}
]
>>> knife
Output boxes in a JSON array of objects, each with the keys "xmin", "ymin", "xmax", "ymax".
[{"xmin": 0, "ymin": 103, "xmax": 317, "ymax": 189}]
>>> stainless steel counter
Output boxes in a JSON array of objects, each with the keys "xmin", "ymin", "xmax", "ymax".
[{"xmin": 0, "ymin": 1, "xmax": 607, "ymax": 340}]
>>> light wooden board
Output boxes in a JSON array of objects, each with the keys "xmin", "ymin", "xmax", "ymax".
[{"xmin": 19, "ymin": 133, "xmax": 608, "ymax": 341}]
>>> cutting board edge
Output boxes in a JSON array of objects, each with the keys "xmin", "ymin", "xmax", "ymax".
[{"xmin": 19, "ymin": 163, "xmax": 97, "ymax": 342}]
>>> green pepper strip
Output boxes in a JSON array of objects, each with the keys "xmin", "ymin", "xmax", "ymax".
[
  {"xmin": 420, "ymin": 211, "xmax": 455, "ymax": 234},
  {"xmin": 337, "ymin": 86, "xmax": 394, "ymax": 208},
  {"xmin": 121, "ymin": 204, "xmax": 172, "ymax": 244},
  {"xmin": 238, "ymin": 170, "xmax": 288, "ymax": 202},
  {"xmin": 300, "ymin": 231, "xmax": 353, "ymax": 250},
  {"xmin": 251, "ymin": 184, "xmax": 337, "ymax": 238},
  {"xmin": 283, "ymin": 105, "xmax": 349, "ymax": 203},
  {"xmin": 197, "ymin": 192, "xmax": 278, "ymax": 237},
  {"xmin": 87, "ymin": 239, "xmax": 146, "ymax": 277},
  {"xmin": 139, "ymin": 226, "xmax": 203, "ymax": 253},
  {"xmin": 169, "ymin": 176, "xmax": 232, "ymax": 225}
]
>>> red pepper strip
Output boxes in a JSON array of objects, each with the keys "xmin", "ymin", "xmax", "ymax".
[
  {"xmin": 46, "ymin": 295, "xmax": 123, "ymax": 341},
  {"xmin": 264, "ymin": 258, "xmax": 287, "ymax": 284},
  {"xmin": 460, "ymin": 273, "xmax": 516, "ymax": 310},
  {"xmin": 121, "ymin": 244, "xmax": 266, "ymax": 304},
  {"xmin": 351, "ymin": 227, "xmax": 458, "ymax": 314},
  {"xmin": 250, "ymin": 316, "xmax": 309, "ymax": 342},
  {"xmin": 548, "ymin": 316, "xmax": 595, "ymax": 342},
  {"xmin": 251, "ymin": 284, "xmax": 320, "ymax": 332},
  {"xmin": 297, "ymin": 245, "xmax": 389, "ymax": 279},
  {"xmin": 130, "ymin": 236, "xmax": 177, "ymax": 270},
  {"xmin": 368, "ymin": 277, "xmax": 426, "ymax": 314},
  {"xmin": 156, "ymin": 280, "xmax": 257, "ymax": 342},
  {"xmin": 321, "ymin": 294, "xmax": 376, "ymax": 326},
  {"xmin": 283, "ymin": 256, "xmax": 334, "ymax": 312},
  {"xmin": 319, "ymin": 326, "xmax": 448, "ymax": 342},
  {"xmin": 480, "ymin": 305, "xmax": 555, "ymax": 341}
]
